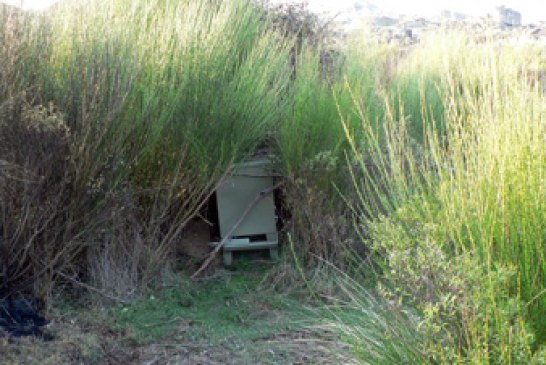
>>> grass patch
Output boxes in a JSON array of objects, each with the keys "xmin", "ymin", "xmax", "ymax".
[{"xmin": 108, "ymin": 261, "xmax": 308, "ymax": 346}]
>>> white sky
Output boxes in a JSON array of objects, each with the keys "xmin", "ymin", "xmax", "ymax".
[
  {"xmin": 2, "ymin": 0, "xmax": 545, "ymax": 23},
  {"xmin": 0, "ymin": 0, "xmax": 57, "ymax": 10},
  {"xmin": 274, "ymin": 0, "xmax": 546, "ymax": 24},
  {"xmin": 2, "ymin": 0, "xmax": 57, "ymax": 10}
]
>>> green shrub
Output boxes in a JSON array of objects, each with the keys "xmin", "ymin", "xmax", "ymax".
[
  {"xmin": 0, "ymin": 0, "xmax": 294, "ymax": 299},
  {"xmin": 346, "ymin": 32, "xmax": 546, "ymax": 363},
  {"xmin": 275, "ymin": 34, "xmax": 386, "ymax": 263},
  {"xmin": 324, "ymin": 272, "xmax": 429, "ymax": 365}
]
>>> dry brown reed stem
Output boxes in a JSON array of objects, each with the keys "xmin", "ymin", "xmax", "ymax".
[{"xmin": 55, "ymin": 270, "xmax": 131, "ymax": 304}]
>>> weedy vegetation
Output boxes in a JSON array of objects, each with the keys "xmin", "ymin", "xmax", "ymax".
[
  {"xmin": 341, "ymin": 32, "xmax": 546, "ymax": 363},
  {"xmin": 0, "ymin": 0, "xmax": 544, "ymax": 363}
]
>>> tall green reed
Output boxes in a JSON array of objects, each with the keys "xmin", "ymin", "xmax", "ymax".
[
  {"xmin": 42, "ymin": 0, "xmax": 292, "ymax": 185},
  {"xmin": 275, "ymin": 40, "xmax": 386, "ymax": 262},
  {"xmin": 1, "ymin": 0, "xmax": 294, "ymax": 298},
  {"xmin": 346, "ymin": 32, "xmax": 546, "ymax": 362}
]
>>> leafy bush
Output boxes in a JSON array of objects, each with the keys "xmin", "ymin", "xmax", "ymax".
[
  {"xmin": 275, "ymin": 34, "xmax": 387, "ymax": 263},
  {"xmin": 0, "ymin": 0, "xmax": 294, "ymax": 300},
  {"xmin": 347, "ymin": 34, "xmax": 546, "ymax": 363}
]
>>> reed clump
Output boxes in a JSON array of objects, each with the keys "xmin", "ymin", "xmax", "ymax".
[
  {"xmin": 1, "ymin": 2, "xmax": 545, "ymax": 363},
  {"xmin": 345, "ymin": 32, "xmax": 546, "ymax": 363},
  {"xmin": 0, "ymin": 0, "xmax": 292, "ymax": 301}
]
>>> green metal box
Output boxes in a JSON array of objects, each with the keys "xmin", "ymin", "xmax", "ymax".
[{"xmin": 214, "ymin": 159, "xmax": 278, "ymax": 265}]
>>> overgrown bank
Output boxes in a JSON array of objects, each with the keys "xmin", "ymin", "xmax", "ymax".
[
  {"xmin": 343, "ymin": 33, "xmax": 546, "ymax": 362},
  {"xmin": 1, "ymin": 0, "xmax": 545, "ymax": 363}
]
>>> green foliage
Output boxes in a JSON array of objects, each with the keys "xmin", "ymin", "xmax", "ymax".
[
  {"xmin": 275, "ymin": 36, "xmax": 386, "ymax": 263},
  {"xmin": 347, "ymin": 33, "xmax": 546, "ymax": 363},
  {"xmin": 389, "ymin": 74, "xmax": 445, "ymax": 142},
  {"xmin": 3, "ymin": 2, "xmax": 546, "ymax": 363},
  {"xmin": 109, "ymin": 267, "xmax": 304, "ymax": 345},
  {"xmin": 0, "ymin": 0, "xmax": 294, "ymax": 300},
  {"xmin": 40, "ymin": 0, "xmax": 292, "ymax": 187},
  {"xmin": 323, "ymin": 273, "xmax": 428, "ymax": 365}
]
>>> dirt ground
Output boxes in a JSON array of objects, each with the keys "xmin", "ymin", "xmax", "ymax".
[
  {"xmin": 0, "ymin": 305, "xmax": 353, "ymax": 365},
  {"xmin": 1, "ymin": 244, "xmax": 354, "ymax": 363},
  {"xmin": 0, "ymin": 219, "xmax": 356, "ymax": 365}
]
